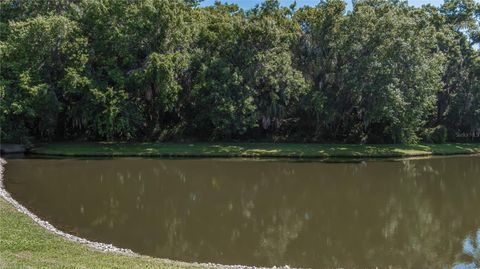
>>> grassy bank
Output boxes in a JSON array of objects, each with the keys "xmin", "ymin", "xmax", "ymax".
[
  {"xmin": 30, "ymin": 142, "xmax": 480, "ymax": 158},
  {"xmin": 0, "ymin": 197, "xmax": 205, "ymax": 269}
]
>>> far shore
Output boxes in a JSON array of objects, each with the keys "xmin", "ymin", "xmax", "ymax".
[{"xmin": 25, "ymin": 142, "xmax": 480, "ymax": 158}]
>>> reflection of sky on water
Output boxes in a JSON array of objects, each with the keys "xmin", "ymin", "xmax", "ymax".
[{"xmin": 452, "ymin": 229, "xmax": 480, "ymax": 269}]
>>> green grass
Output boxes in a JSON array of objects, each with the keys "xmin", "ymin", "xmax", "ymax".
[
  {"xmin": 31, "ymin": 142, "xmax": 480, "ymax": 158},
  {"xmin": 0, "ymin": 198, "xmax": 206, "ymax": 269}
]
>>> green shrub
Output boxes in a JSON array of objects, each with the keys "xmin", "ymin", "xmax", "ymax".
[
  {"xmin": 422, "ymin": 125, "xmax": 448, "ymax": 144},
  {"xmin": 431, "ymin": 125, "xmax": 448, "ymax": 144}
]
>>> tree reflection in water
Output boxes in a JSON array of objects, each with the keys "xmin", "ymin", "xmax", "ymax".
[{"xmin": 4, "ymin": 156, "xmax": 480, "ymax": 268}]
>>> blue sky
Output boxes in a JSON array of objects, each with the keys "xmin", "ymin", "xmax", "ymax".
[{"xmin": 200, "ymin": 0, "xmax": 445, "ymax": 9}]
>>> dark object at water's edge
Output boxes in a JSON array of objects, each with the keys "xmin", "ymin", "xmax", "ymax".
[{"xmin": 0, "ymin": 144, "xmax": 27, "ymax": 154}]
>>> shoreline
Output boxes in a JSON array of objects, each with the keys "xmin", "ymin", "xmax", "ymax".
[
  {"xmin": 0, "ymin": 157, "xmax": 291, "ymax": 269},
  {"xmin": 0, "ymin": 159, "xmax": 135, "ymax": 255},
  {"xmin": 28, "ymin": 142, "xmax": 480, "ymax": 158}
]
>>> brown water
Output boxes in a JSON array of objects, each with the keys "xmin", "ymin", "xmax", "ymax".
[{"xmin": 3, "ymin": 156, "xmax": 480, "ymax": 268}]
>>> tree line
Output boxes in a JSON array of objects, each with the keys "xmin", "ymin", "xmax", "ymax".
[{"xmin": 1, "ymin": 0, "xmax": 479, "ymax": 144}]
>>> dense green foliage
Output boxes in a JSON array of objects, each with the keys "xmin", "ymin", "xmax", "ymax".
[{"xmin": 1, "ymin": 0, "xmax": 479, "ymax": 143}]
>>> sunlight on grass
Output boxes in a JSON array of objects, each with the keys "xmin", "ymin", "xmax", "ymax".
[
  {"xmin": 244, "ymin": 149, "xmax": 281, "ymax": 154},
  {"xmin": 31, "ymin": 143, "xmax": 480, "ymax": 158},
  {"xmin": 210, "ymin": 145, "xmax": 244, "ymax": 153}
]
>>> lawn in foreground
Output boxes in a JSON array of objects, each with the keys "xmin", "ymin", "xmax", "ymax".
[
  {"xmin": 31, "ymin": 142, "xmax": 480, "ymax": 158},
  {"xmin": 0, "ymin": 198, "xmax": 203, "ymax": 269}
]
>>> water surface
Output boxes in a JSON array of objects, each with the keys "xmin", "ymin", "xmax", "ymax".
[{"xmin": 4, "ymin": 156, "xmax": 480, "ymax": 268}]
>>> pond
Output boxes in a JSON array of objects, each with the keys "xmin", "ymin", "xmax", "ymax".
[{"xmin": 3, "ymin": 156, "xmax": 480, "ymax": 268}]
